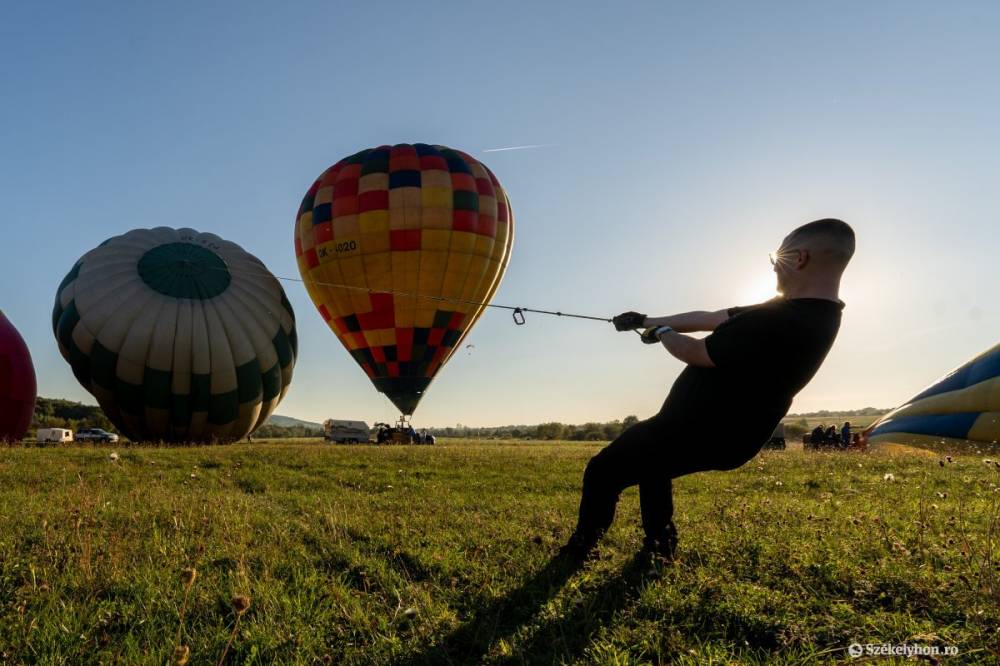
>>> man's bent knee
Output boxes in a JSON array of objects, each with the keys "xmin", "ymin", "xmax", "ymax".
[{"xmin": 582, "ymin": 454, "xmax": 606, "ymax": 486}]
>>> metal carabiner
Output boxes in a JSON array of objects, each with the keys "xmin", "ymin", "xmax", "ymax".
[{"xmin": 512, "ymin": 307, "xmax": 526, "ymax": 325}]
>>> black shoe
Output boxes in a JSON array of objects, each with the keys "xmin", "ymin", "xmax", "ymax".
[
  {"xmin": 557, "ymin": 532, "xmax": 599, "ymax": 563},
  {"xmin": 641, "ymin": 523, "xmax": 678, "ymax": 562}
]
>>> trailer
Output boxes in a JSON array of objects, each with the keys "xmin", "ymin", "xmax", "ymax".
[
  {"xmin": 323, "ymin": 419, "xmax": 371, "ymax": 444},
  {"xmin": 37, "ymin": 428, "xmax": 73, "ymax": 444}
]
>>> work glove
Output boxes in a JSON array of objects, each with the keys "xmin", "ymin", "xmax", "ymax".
[
  {"xmin": 641, "ymin": 326, "xmax": 672, "ymax": 344},
  {"xmin": 613, "ymin": 311, "xmax": 647, "ymax": 331}
]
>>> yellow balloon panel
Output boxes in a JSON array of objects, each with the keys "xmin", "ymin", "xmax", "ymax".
[{"xmin": 294, "ymin": 144, "xmax": 513, "ymax": 414}]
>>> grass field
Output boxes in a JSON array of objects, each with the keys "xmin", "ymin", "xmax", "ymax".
[{"xmin": 1, "ymin": 439, "xmax": 997, "ymax": 665}]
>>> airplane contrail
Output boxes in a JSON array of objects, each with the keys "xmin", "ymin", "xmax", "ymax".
[{"xmin": 482, "ymin": 143, "xmax": 557, "ymax": 153}]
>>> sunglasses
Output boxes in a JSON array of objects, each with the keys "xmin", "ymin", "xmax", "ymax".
[{"xmin": 769, "ymin": 248, "xmax": 804, "ymax": 267}]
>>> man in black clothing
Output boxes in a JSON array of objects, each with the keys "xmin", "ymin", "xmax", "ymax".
[
  {"xmin": 561, "ymin": 218, "xmax": 855, "ymax": 562},
  {"xmin": 810, "ymin": 425, "xmax": 826, "ymax": 449}
]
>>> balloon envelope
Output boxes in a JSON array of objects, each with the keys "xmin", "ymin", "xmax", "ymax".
[
  {"xmin": 866, "ymin": 342, "xmax": 1000, "ymax": 452},
  {"xmin": 294, "ymin": 144, "xmax": 513, "ymax": 414},
  {"xmin": 53, "ymin": 228, "xmax": 297, "ymax": 442},
  {"xmin": 0, "ymin": 311, "xmax": 36, "ymax": 441}
]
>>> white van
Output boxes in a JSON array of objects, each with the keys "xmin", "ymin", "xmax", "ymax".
[
  {"xmin": 323, "ymin": 420, "xmax": 370, "ymax": 444},
  {"xmin": 37, "ymin": 428, "xmax": 74, "ymax": 444}
]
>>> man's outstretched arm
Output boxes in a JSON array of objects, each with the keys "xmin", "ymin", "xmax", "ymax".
[
  {"xmin": 645, "ymin": 309, "xmax": 729, "ymax": 332},
  {"xmin": 657, "ymin": 330, "xmax": 716, "ymax": 368}
]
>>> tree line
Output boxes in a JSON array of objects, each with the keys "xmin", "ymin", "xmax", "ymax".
[
  {"xmin": 29, "ymin": 398, "xmax": 324, "ymax": 440},
  {"xmin": 253, "ymin": 423, "xmax": 323, "ymax": 439},
  {"xmin": 786, "ymin": 407, "xmax": 888, "ymax": 417},
  {"xmin": 424, "ymin": 416, "xmax": 641, "ymax": 441},
  {"xmin": 29, "ymin": 397, "xmax": 888, "ymax": 443},
  {"xmin": 31, "ymin": 397, "xmax": 116, "ymax": 433}
]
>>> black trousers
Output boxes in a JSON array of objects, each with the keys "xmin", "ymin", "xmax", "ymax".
[{"xmin": 574, "ymin": 408, "xmax": 766, "ymax": 543}]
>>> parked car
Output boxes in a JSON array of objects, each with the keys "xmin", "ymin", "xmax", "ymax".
[
  {"xmin": 37, "ymin": 428, "xmax": 74, "ymax": 444},
  {"xmin": 74, "ymin": 428, "xmax": 119, "ymax": 443},
  {"xmin": 762, "ymin": 422, "xmax": 786, "ymax": 450}
]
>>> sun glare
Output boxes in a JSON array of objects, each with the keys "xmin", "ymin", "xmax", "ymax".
[{"xmin": 739, "ymin": 272, "xmax": 778, "ymax": 306}]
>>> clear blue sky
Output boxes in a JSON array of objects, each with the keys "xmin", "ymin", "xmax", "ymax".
[{"xmin": 2, "ymin": 1, "xmax": 997, "ymax": 427}]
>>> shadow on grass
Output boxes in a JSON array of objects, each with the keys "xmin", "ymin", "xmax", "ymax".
[{"xmin": 393, "ymin": 551, "xmax": 651, "ymax": 665}]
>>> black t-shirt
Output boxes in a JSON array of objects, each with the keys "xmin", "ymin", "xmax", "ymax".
[{"xmin": 661, "ymin": 298, "xmax": 844, "ymax": 434}]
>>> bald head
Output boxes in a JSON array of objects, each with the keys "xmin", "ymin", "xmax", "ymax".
[
  {"xmin": 781, "ymin": 218, "xmax": 855, "ymax": 272},
  {"xmin": 772, "ymin": 218, "xmax": 854, "ymax": 298}
]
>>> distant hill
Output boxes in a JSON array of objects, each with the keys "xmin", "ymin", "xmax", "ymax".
[{"xmin": 265, "ymin": 414, "xmax": 323, "ymax": 430}]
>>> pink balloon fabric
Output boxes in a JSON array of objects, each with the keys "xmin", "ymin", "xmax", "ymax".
[{"xmin": 0, "ymin": 311, "xmax": 36, "ymax": 441}]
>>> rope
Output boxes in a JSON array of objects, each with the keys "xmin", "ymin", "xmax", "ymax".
[
  {"xmin": 220, "ymin": 265, "xmax": 616, "ymax": 325},
  {"xmin": 205, "ymin": 263, "xmax": 647, "ymax": 333}
]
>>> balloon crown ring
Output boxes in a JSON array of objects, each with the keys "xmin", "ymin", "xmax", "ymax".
[{"xmin": 137, "ymin": 242, "xmax": 231, "ymax": 299}]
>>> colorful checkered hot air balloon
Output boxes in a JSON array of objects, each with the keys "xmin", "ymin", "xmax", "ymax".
[
  {"xmin": 865, "ymin": 342, "xmax": 1000, "ymax": 452},
  {"xmin": 53, "ymin": 228, "xmax": 297, "ymax": 442},
  {"xmin": 0, "ymin": 311, "xmax": 36, "ymax": 442},
  {"xmin": 294, "ymin": 144, "xmax": 514, "ymax": 415}
]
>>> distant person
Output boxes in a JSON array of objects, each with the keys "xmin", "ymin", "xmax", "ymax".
[
  {"xmin": 841, "ymin": 421, "xmax": 851, "ymax": 446},
  {"xmin": 560, "ymin": 219, "xmax": 855, "ymax": 563},
  {"xmin": 810, "ymin": 425, "xmax": 825, "ymax": 449},
  {"xmin": 825, "ymin": 425, "xmax": 839, "ymax": 447}
]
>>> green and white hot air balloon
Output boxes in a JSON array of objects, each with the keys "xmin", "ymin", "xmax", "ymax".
[{"xmin": 53, "ymin": 227, "xmax": 297, "ymax": 443}]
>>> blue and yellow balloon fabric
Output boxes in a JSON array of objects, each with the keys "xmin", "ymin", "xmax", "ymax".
[{"xmin": 866, "ymin": 342, "xmax": 1000, "ymax": 451}]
